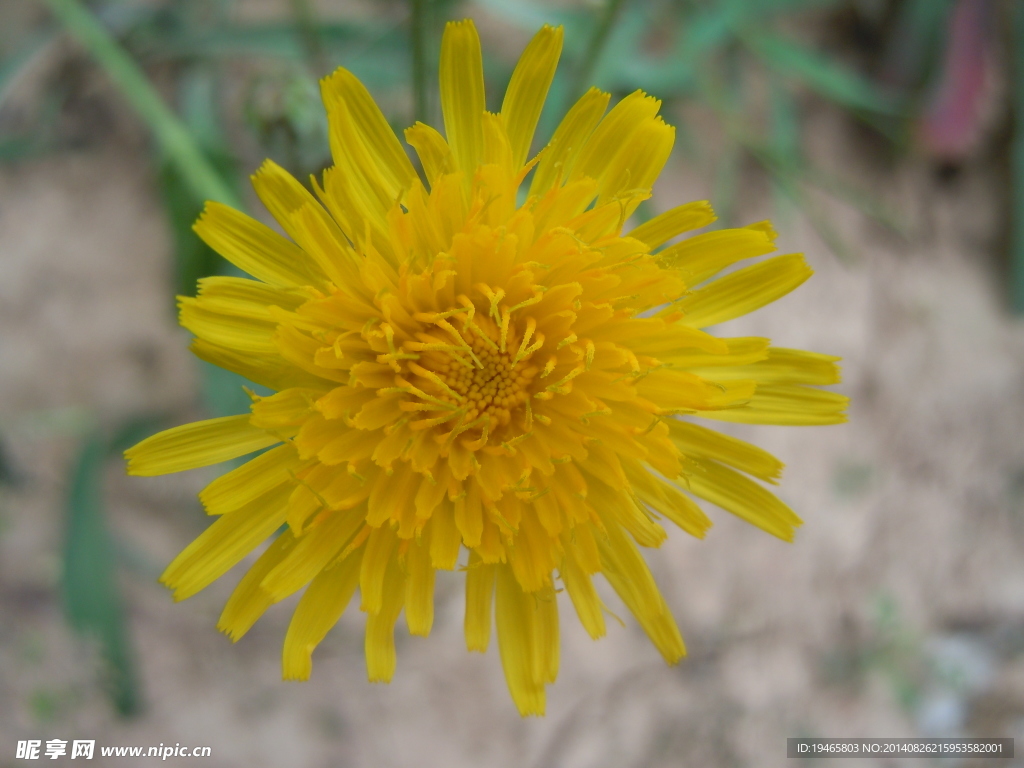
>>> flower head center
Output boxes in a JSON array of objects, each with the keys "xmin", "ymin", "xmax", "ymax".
[{"xmin": 402, "ymin": 311, "xmax": 539, "ymax": 438}]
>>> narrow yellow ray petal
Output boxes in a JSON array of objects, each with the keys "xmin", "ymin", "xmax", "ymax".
[
  {"xmin": 658, "ymin": 225, "xmax": 778, "ymax": 286},
  {"xmin": 628, "ymin": 201, "xmax": 716, "ymax": 250},
  {"xmin": 595, "ymin": 116, "xmax": 675, "ymax": 210},
  {"xmin": 675, "ymin": 253, "xmax": 813, "ymax": 328},
  {"xmin": 501, "ymin": 25, "xmax": 564, "ymax": 169},
  {"xmin": 193, "ymin": 202, "xmax": 325, "ymax": 287},
  {"xmin": 465, "ymin": 551, "xmax": 496, "ymax": 652},
  {"xmin": 495, "ymin": 569, "xmax": 541, "ymax": 697},
  {"xmin": 440, "ymin": 20, "xmax": 485, "ymax": 175},
  {"xmin": 430, "ymin": 500, "xmax": 462, "ymax": 570},
  {"xmin": 560, "ymin": 547, "xmax": 605, "ymax": 640},
  {"xmin": 359, "ymin": 524, "xmax": 398, "ymax": 614},
  {"xmin": 568, "ymin": 90, "xmax": 661, "ymax": 186},
  {"xmin": 365, "ymin": 557, "xmax": 406, "ymax": 682},
  {"xmin": 666, "ymin": 419, "xmax": 784, "ymax": 482},
  {"xmin": 596, "ymin": 519, "xmax": 685, "ymax": 664},
  {"xmin": 405, "ymin": 122, "xmax": 455, "ymax": 186},
  {"xmin": 199, "ymin": 444, "xmax": 307, "ymax": 515},
  {"xmin": 160, "ymin": 483, "xmax": 292, "ymax": 601},
  {"xmin": 282, "ymin": 550, "xmax": 363, "ymax": 680},
  {"xmin": 218, "ymin": 530, "xmax": 297, "ymax": 641},
  {"xmin": 405, "ymin": 538, "xmax": 436, "ymax": 636},
  {"xmin": 320, "ymin": 67, "xmax": 417, "ymax": 197},
  {"xmin": 530, "ymin": 87, "xmax": 609, "ymax": 195},
  {"xmin": 179, "ymin": 296, "xmax": 278, "ymax": 355},
  {"xmin": 684, "ymin": 457, "xmax": 803, "ymax": 541},
  {"xmin": 189, "ymin": 338, "xmax": 331, "ymax": 392},
  {"xmin": 125, "ymin": 415, "xmax": 279, "ymax": 476},
  {"xmin": 260, "ymin": 509, "xmax": 365, "ymax": 600},
  {"xmin": 251, "ymin": 387, "xmax": 323, "ymax": 429},
  {"xmin": 690, "ymin": 347, "xmax": 842, "ymax": 386},
  {"xmin": 696, "ymin": 384, "xmax": 849, "ymax": 425}
]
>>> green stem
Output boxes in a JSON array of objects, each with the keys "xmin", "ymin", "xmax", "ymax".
[
  {"xmin": 410, "ymin": 0, "xmax": 428, "ymax": 124},
  {"xmin": 43, "ymin": 0, "xmax": 242, "ymax": 209},
  {"xmin": 567, "ymin": 0, "xmax": 627, "ymax": 106}
]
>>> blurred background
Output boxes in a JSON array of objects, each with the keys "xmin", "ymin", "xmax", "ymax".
[{"xmin": 2, "ymin": 0, "xmax": 1024, "ymax": 765}]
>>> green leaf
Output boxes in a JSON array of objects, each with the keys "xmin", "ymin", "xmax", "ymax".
[
  {"xmin": 62, "ymin": 432, "xmax": 140, "ymax": 717},
  {"xmin": 745, "ymin": 31, "xmax": 897, "ymax": 114}
]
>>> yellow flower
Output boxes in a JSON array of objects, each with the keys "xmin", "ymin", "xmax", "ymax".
[{"xmin": 125, "ymin": 20, "xmax": 847, "ymax": 716}]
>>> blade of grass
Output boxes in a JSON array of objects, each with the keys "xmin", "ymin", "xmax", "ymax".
[
  {"xmin": 63, "ymin": 432, "xmax": 140, "ymax": 717},
  {"xmin": 43, "ymin": 0, "xmax": 241, "ymax": 208}
]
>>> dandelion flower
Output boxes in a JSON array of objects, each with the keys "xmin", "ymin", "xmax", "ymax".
[{"xmin": 125, "ymin": 20, "xmax": 847, "ymax": 715}]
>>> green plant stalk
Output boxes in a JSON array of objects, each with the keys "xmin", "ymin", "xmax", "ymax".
[
  {"xmin": 43, "ymin": 0, "xmax": 242, "ymax": 209},
  {"xmin": 1013, "ymin": 2, "xmax": 1024, "ymax": 312},
  {"xmin": 410, "ymin": 0, "xmax": 428, "ymax": 124},
  {"xmin": 566, "ymin": 0, "xmax": 627, "ymax": 106}
]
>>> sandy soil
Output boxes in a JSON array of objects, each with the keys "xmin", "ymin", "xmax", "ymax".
[{"xmin": 3, "ymin": 21, "xmax": 1024, "ymax": 768}]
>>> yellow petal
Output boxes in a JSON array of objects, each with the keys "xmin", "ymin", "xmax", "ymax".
[
  {"xmin": 405, "ymin": 538, "xmax": 435, "ymax": 636},
  {"xmin": 595, "ymin": 116, "xmax": 675, "ymax": 211},
  {"xmin": 429, "ymin": 499, "xmax": 462, "ymax": 570},
  {"xmin": 199, "ymin": 444, "xmax": 306, "ymax": 515},
  {"xmin": 320, "ymin": 67, "xmax": 417, "ymax": 198},
  {"xmin": 250, "ymin": 159, "xmax": 360, "ymax": 286},
  {"xmin": 250, "ymin": 388, "xmax": 322, "ymax": 430},
  {"xmin": 659, "ymin": 225, "xmax": 777, "ymax": 286},
  {"xmin": 217, "ymin": 530, "xmax": 297, "ymax": 641},
  {"xmin": 592, "ymin": 480, "xmax": 666, "ymax": 549},
  {"xmin": 359, "ymin": 524, "xmax": 398, "ymax": 614},
  {"xmin": 160, "ymin": 483, "xmax": 292, "ymax": 600},
  {"xmin": 665, "ymin": 336, "xmax": 769, "ymax": 368},
  {"xmin": 404, "ymin": 122, "xmax": 454, "ymax": 186},
  {"xmin": 666, "ymin": 419, "xmax": 784, "ymax": 482},
  {"xmin": 366, "ymin": 464, "xmax": 420, "ymax": 528},
  {"xmin": 691, "ymin": 347, "xmax": 842, "ymax": 386},
  {"xmin": 454, "ymin": 481, "xmax": 484, "ymax": 546},
  {"xmin": 189, "ymin": 337, "xmax": 329, "ymax": 392},
  {"xmin": 628, "ymin": 201, "xmax": 716, "ymax": 250},
  {"xmin": 530, "ymin": 87, "xmax": 609, "ymax": 195},
  {"xmin": 684, "ymin": 457, "xmax": 802, "ymax": 540},
  {"xmin": 179, "ymin": 295, "xmax": 278, "ymax": 355},
  {"xmin": 560, "ymin": 547, "xmax": 605, "ymax": 639},
  {"xmin": 501, "ymin": 25, "xmax": 563, "ymax": 168},
  {"xmin": 636, "ymin": 370, "xmax": 755, "ymax": 412},
  {"xmin": 282, "ymin": 549, "xmax": 363, "ymax": 680},
  {"xmin": 596, "ymin": 519, "xmax": 685, "ymax": 664},
  {"xmin": 675, "ymin": 253, "xmax": 813, "ymax": 328},
  {"xmin": 125, "ymin": 414, "xmax": 279, "ymax": 476},
  {"xmin": 494, "ymin": 565, "xmax": 557, "ymax": 717},
  {"xmin": 507, "ymin": 506, "xmax": 559, "ymax": 592},
  {"xmin": 568, "ymin": 90, "xmax": 661, "ymax": 186},
  {"xmin": 696, "ymin": 384, "xmax": 849, "ymax": 426},
  {"xmin": 440, "ymin": 20, "xmax": 485, "ymax": 176},
  {"xmin": 464, "ymin": 551, "xmax": 495, "ymax": 651},
  {"xmin": 195, "ymin": 275, "xmax": 305, "ymax": 316},
  {"xmin": 193, "ymin": 202, "xmax": 325, "ymax": 287},
  {"xmin": 365, "ymin": 556, "xmax": 406, "ymax": 682},
  {"xmin": 260, "ymin": 509, "xmax": 365, "ymax": 600}
]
